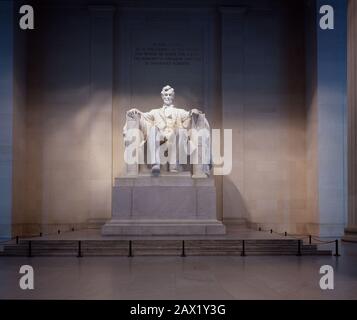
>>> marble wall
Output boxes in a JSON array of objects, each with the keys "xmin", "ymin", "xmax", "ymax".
[
  {"xmin": 221, "ymin": 4, "xmax": 308, "ymax": 232},
  {"xmin": 20, "ymin": 5, "xmax": 114, "ymax": 234}
]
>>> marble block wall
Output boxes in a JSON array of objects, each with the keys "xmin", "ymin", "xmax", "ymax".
[
  {"xmin": 18, "ymin": 4, "xmax": 114, "ymax": 234},
  {"xmin": 221, "ymin": 3, "xmax": 308, "ymax": 233}
]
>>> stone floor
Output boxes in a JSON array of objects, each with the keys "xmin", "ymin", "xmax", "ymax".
[{"xmin": 0, "ymin": 242, "xmax": 356, "ymax": 299}]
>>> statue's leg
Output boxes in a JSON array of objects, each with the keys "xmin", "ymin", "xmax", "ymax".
[
  {"xmin": 168, "ymin": 130, "xmax": 179, "ymax": 172},
  {"xmin": 147, "ymin": 126, "xmax": 161, "ymax": 176}
]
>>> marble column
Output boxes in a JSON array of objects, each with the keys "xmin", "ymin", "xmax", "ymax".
[
  {"xmin": 0, "ymin": 1, "xmax": 14, "ymax": 238},
  {"xmin": 306, "ymin": 0, "xmax": 348, "ymax": 236},
  {"xmin": 343, "ymin": 0, "xmax": 357, "ymax": 242}
]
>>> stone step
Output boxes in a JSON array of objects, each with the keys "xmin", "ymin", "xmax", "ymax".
[{"xmin": 0, "ymin": 239, "xmax": 332, "ymax": 257}]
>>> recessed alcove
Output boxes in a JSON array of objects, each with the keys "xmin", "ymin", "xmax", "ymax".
[{"xmin": 0, "ymin": 0, "xmax": 350, "ymax": 238}]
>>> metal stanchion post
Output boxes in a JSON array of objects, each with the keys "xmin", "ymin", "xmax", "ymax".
[
  {"xmin": 297, "ymin": 239, "xmax": 302, "ymax": 256},
  {"xmin": 334, "ymin": 239, "xmax": 341, "ymax": 257},
  {"xmin": 128, "ymin": 240, "xmax": 133, "ymax": 257},
  {"xmin": 181, "ymin": 240, "xmax": 186, "ymax": 257},
  {"xmin": 241, "ymin": 240, "xmax": 246, "ymax": 256},
  {"xmin": 28, "ymin": 241, "xmax": 32, "ymax": 257},
  {"xmin": 77, "ymin": 240, "xmax": 82, "ymax": 257}
]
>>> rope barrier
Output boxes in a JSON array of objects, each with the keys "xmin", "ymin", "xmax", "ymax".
[
  {"xmin": 1, "ymin": 226, "xmax": 341, "ymax": 258},
  {"xmin": 0, "ymin": 226, "xmax": 86, "ymax": 246},
  {"xmin": 0, "ymin": 226, "xmax": 90, "ymax": 258},
  {"xmin": 257, "ymin": 227, "xmax": 341, "ymax": 256},
  {"xmin": 266, "ymin": 228, "xmax": 310, "ymax": 240},
  {"xmin": 311, "ymin": 237, "xmax": 337, "ymax": 244},
  {"xmin": 258, "ymin": 227, "xmax": 337, "ymax": 243}
]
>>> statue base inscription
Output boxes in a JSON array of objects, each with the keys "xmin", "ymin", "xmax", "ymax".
[{"xmin": 102, "ymin": 173, "xmax": 226, "ymax": 235}]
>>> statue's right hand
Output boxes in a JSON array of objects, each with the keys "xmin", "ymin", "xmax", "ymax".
[{"xmin": 127, "ymin": 108, "xmax": 141, "ymax": 118}]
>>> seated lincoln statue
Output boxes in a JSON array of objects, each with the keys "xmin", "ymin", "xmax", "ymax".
[
  {"xmin": 102, "ymin": 86, "xmax": 225, "ymax": 236},
  {"xmin": 124, "ymin": 85, "xmax": 210, "ymax": 177}
]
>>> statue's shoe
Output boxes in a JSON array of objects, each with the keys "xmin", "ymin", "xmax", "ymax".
[
  {"xmin": 151, "ymin": 164, "xmax": 160, "ymax": 177},
  {"xmin": 169, "ymin": 164, "xmax": 178, "ymax": 173}
]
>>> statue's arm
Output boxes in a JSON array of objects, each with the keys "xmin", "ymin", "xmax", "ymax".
[
  {"xmin": 177, "ymin": 108, "xmax": 190, "ymax": 121},
  {"xmin": 127, "ymin": 108, "xmax": 155, "ymax": 120},
  {"xmin": 141, "ymin": 110, "xmax": 155, "ymax": 122},
  {"xmin": 178, "ymin": 108, "xmax": 204, "ymax": 128}
]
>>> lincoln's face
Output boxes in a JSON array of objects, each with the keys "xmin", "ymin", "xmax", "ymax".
[{"xmin": 162, "ymin": 91, "xmax": 174, "ymax": 106}]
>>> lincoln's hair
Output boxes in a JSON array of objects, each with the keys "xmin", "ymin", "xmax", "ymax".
[{"xmin": 161, "ymin": 85, "xmax": 175, "ymax": 97}]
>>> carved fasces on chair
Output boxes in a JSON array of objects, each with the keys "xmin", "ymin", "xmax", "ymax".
[
  {"xmin": 190, "ymin": 112, "xmax": 211, "ymax": 178},
  {"xmin": 123, "ymin": 112, "xmax": 141, "ymax": 176}
]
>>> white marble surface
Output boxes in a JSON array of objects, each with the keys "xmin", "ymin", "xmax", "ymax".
[
  {"xmin": 102, "ymin": 220, "xmax": 226, "ymax": 236},
  {"xmin": 115, "ymin": 173, "xmax": 214, "ymax": 187},
  {"xmin": 104, "ymin": 175, "xmax": 225, "ymax": 235}
]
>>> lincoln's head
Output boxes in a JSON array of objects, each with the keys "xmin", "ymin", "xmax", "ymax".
[{"xmin": 161, "ymin": 85, "xmax": 175, "ymax": 106}]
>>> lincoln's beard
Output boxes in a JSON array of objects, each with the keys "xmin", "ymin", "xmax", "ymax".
[{"xmin": 162, "ymin": 96, "xmax": 174, "ymax": 106}]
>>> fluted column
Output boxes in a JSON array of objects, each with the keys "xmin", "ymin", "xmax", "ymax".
[
  {"xmin": 305, "ymin": 0, "xmax": 347, "ymax": 236},
  {"xmin": 0, "ymin": 1, "xmax": 14, "ymax": 238},
  {"xmin": 344, "ymin": 0, "xmax": 357, "ymax": 242}
]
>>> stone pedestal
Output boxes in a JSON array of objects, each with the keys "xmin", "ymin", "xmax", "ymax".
[
  {"xmin": 343, "ymin": 226, "xmax": 357, "ymax": 243},
  {"xmin": 102, "ymin": 173, "xmax": 226, "ymax": 235}
]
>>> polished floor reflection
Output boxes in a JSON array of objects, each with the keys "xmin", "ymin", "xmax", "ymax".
[{"xmin": 0, "ymin": 242, "xmax": 356, "ymax": 300}]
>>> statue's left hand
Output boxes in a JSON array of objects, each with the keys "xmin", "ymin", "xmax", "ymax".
[
  {"xmin": 190, "ymin": 108, "xmax": 202, "ymax": 115},
  {"xmin": 190, "ymin": 109, "xmax": 202, "ymax": 123}
]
